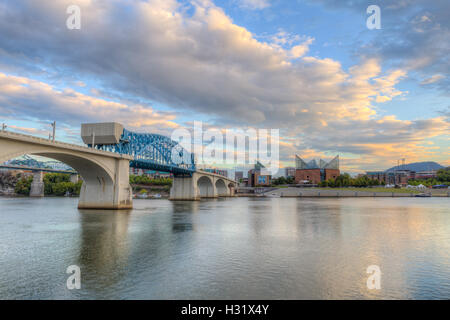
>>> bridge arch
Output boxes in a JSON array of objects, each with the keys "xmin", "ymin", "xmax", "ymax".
[
  {"xmin": 215, "ymin": 179, "xmax": 228, "ymax": 197},
  {"xmin": 0, "ymin": 132, "xmax": 133, "ymax": 209},
  {"xmin": 197, "ymin": 176, "xmax": 215, "ymax": 198},
  {"xmin": 0, "ymin": 150, "xmax": 114, "ymax": 186}
]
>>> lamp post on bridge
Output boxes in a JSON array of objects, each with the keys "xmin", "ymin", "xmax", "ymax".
[
  {"xmin": 50, "ymin": 121, "xmax": 56, "ymax": 142},
  {"xmin": 91, "ymin": 132, "xmax": 95, "ymax": 149}
]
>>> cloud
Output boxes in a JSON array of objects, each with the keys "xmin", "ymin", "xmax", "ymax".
[
  {"xmin": 0, "ymin": 72, "xmax": 179, "ymax": 134},
  {"xmin": 291, "ymin": 115, "xmax": 449, "ymax": 171},
  {"xmin": 310, "ymin": 0, "xmax": 450, "ymax": 93},
  {"xmin": 0, "ymin": 0, "xmax": 447, "ymax": 171},
  {"xmin": 6, "ymin": 125, "xmax": 49, "ymax": 136},
  {"xmin": 438, "ymin": 106, "xmax": 450, "ymax": 122},
  {"xmin": 290, "ymin": 38, "xmax": 315, "ymax": 59},
  {"xmin": 0, "ymin": 0, "xmax": 408, "ymax": 128},
  {"xmin": 420, "ymin": 74, "xmax": 445, "ymax": 85},
  {"xmin": 238, "ymin": 0, "xmax": 271, "ymax": 10}
]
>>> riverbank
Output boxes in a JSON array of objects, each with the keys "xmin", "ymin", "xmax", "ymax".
[
  {"xmin": 3, "ymin": 186, "xmax": 449, "ymax": 199},
  {"xmin": 253, "ymin": 187, "xmax": 450, "ymax": 198},
  {"xmin": 132, "ymin": 184, "xmax": 170, "ymax": 198}
]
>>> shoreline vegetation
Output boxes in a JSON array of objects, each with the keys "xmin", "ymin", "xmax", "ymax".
[
  {"xmin": 310, "ymin": 187, "xmax": 420, "ymax": 194},
  {"xmin": 1, "ymin": 169, "xmax": 449, "ymax": 198},
  {"xmin": 1, "ymin": 172, "xmax": 83, "ymax": 197},
  {"xmin": 130, "ymin": 175, "xmax": 172, "ymax": 198},
  {"xmin": 0, "ymin": 173, "xmax": 174, "ymax": 198},
  {"xmin": 271, "ymin": 167, "xmax": 450, "ymax": 189},
  {"xmin": 248, "ymin": 187, "xmax": 449, "ymax": 198}
]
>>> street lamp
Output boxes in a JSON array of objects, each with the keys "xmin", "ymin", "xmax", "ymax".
[
  {"xmin": 91, "ymin": 131, "xmax": 96, "ymax": 149},
  {"xmin": 50, "ymin": 121, "xmax": 56, "ymax": 141}
]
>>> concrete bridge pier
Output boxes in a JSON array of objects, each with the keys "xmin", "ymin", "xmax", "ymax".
[
  {"xmin": 78, "ymin": 158, "xmax": 132, "ymax": 210},
  {"xmin": 70, "ymin": 174, "xmax": 79, "ymax": 184},
  {"xmin": 30, "ymin": 171, "xmax": 44, "ymax": 197},
  {"xmin": 170, "ymin": 175, "xmax": 200, "ymax": 201}
]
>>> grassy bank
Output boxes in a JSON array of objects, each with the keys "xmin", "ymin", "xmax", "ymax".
[{"xmin": 317, "ymin": 187, "xmax": 421, "ymax": 194}]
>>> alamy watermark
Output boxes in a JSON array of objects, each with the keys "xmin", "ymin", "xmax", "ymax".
[
  {"xmin": 66, "ymin": 4, "xmax": 381, "ymax": 31},
  {"xmin": 66, "ymin": 265, "xmax": 81, "ymax": 290},
  {"xmin": 66, "ymin": 5, "xmax": 81, "ymax": 30},
  {"xmin": 367, "ymin": 5, "xmax": 381, "ymax": 30},
  {"xmin": 170, "ymin": 122, "xmax": 280, "ymax": 175},
  {"xmin": 366, "ymin": 265, "xmax": 381, "ymax": 290}
]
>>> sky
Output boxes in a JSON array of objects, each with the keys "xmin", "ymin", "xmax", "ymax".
[{"xmin": 0, "ymin": 0, "xmax": 448, "ymax": 173}]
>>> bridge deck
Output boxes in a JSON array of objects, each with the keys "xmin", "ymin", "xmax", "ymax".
[
  {"xmin": 0, "ymin": 131, "xmax": 133, "ymax": 160},
  {"xmin": 196, "ymin": 170, "xmax": 236, "ymax": 183},
  {"xmin": 0, "ymin": 131, "xmax": 234, "ymax": 182}
]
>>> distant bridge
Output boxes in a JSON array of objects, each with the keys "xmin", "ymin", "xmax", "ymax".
[{"xmin": 0, "ymin": 164, "xmax": 76, "ymax": 175}]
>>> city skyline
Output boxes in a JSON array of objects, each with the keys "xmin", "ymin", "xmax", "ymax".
[{"xmin": 0, "ymin": 0, "xmax": 448, "ymax": 174}]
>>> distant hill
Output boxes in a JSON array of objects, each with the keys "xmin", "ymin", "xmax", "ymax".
[{"xmin": 386, "ymin": 162, "xmax": 445, "ymax": 173}]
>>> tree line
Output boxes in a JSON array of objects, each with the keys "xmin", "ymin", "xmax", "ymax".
[
  {"xmin": 272, "ymin": 167, "xmax": 450, "ymax": 188},
  {"xmin": 272, "ymin": 174, "xmax": 382, "ymax": 188},
  {"xmin": 129, "ymin": 175, "xmax": 172, "ymax": 186},
  {"xmin": 408, "ymin": 167, "xmax": 450, "ymax": 187},
  {"xmin": 14, "ymin": 173, "xmax": 83, "ymax": 196},
  {"xmin": 2, "ymin": 172, "xmax": 174, "ymax": 197},
  {"xmin": 319, "ymin": 174, "xmax": 382, "ymax": 188}
]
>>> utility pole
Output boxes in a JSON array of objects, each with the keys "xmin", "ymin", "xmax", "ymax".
[
  {"xmin": 91, "ymin": 132, "xmax": 95, "ymax": 149},
  {"xmin": 51, "ymin": 121, "xmax": 56, "ymax": 142}
]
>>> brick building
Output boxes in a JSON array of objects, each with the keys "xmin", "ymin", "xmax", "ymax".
[
  {"xmin": 234, "ymin": 171, "xmax": 244, "ymax": 182},
  {"xmin": 294, "ymin": 155, "xmax": 340, "ymax": 184},
  {"xmin": 248, "ymin": 162, "xmax": 272, "ymax": 187},
  {"xmin": 367, "ymin": 170, "xmax": 415, "ymax": 186},
  {"xmin": 284, "ymin": 167, "xmax": 296, "ymax": 178}
]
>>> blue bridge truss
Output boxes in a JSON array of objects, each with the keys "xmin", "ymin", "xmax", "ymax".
[{"xmin": 96, "ymin": 129, "xmax": 196, "ymax": 176}]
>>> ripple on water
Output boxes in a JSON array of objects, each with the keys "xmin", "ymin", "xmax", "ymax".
[{"xmin": 0, "ymin": 197, "xmax": 449, "ymax": 299}]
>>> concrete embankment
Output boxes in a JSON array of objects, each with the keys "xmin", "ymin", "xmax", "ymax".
[{"xmin": 258, "ymin": 187, "xmax": 450, "ymax": 198}]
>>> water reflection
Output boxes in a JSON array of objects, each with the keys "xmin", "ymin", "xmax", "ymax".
[
  {"xmin": 77, "ymin": 210, "xmax": 131, "ymax": 289},
  {"xmin": 171, "ymin": 201, "xmax": 199, "ymax": 233},
  {"xmin": 0, "ymin": 197, "xmax": 448, "ymax": 299}
]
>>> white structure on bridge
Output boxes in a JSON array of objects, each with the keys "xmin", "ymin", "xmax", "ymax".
[{"xmin": 0, "ymin": 128, "xmax": 236, "ymax": 209}]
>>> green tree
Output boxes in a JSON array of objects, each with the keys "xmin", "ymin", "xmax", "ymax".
[
  {"xmin": 436, "ymin": 167, "xmax": 450, "ymax": 183},
  {"xmin": 14, "ymin": 176, "xmax": 33, "ymax": 195},
  {"xmin": 130, "ymin": 175, "xmax": 172, "ymax": 186},
  {"xmin": 44, "ymin": 173, "xmax": 71, "ymax": 195}
]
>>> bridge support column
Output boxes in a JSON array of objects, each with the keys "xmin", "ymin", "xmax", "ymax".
[
  {"xmin": 229, "ymin": 185, "xmax": 235, "ymax": 197},
  {"xmin": 30, "ymin": 171, "xmax": 44, "ymax": 197},
  {"xmin": 78, "ymin": 159, "xmax": 132, "ymax": 210},
  {"xmin": 170, "ymin": 175, "xmax": 199, "ymax": 201},
  {"xmin": 70, "ymin": 174, "xmax": 79, "ymax": 184}
]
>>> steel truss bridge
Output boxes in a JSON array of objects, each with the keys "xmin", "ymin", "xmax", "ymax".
[{"xmin": 95, "ymin": 129, "xmax": 196, "ymax": 176}]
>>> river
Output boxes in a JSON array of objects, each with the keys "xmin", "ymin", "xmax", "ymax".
[{"xmin": 0, "ymin": 197, "xmax": 449, "ymax": 299}]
